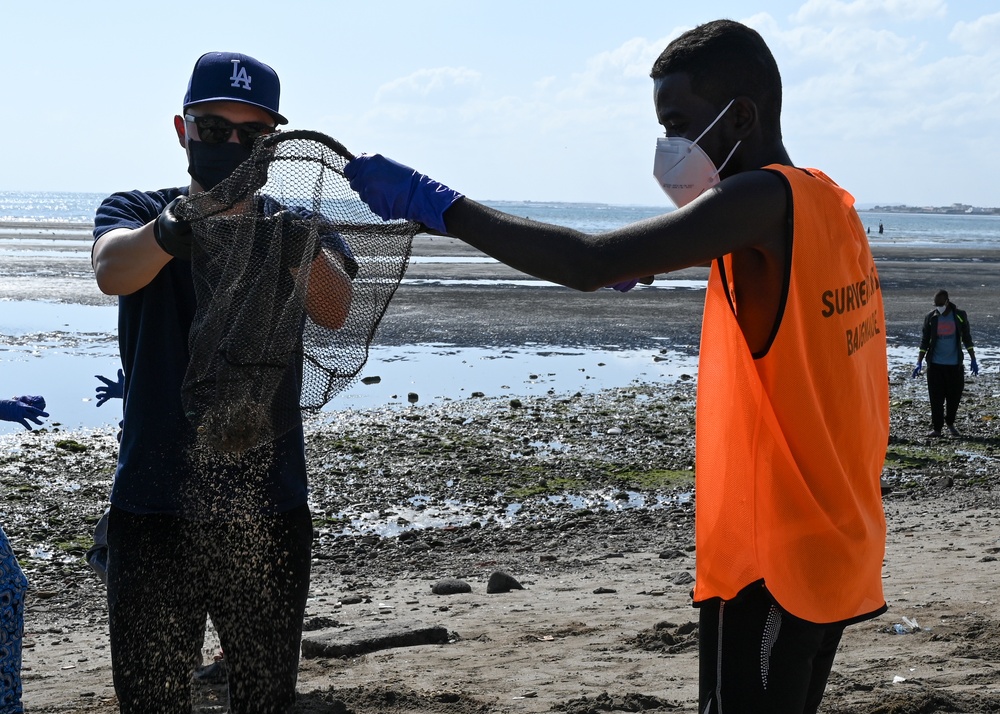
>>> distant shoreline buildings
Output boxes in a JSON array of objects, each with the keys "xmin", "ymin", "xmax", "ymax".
[{"xmin": 863, "ymin": 204, "xmax": 999, "ymax": 216}]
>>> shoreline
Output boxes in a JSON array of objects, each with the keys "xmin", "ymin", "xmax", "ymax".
[{"xmin": 0, "ymin": 229, "xmax": 1000, "ymax": 336}]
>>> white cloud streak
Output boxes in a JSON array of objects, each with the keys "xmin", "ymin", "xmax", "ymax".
[{"xmin": 792, "ymin": 0, "xmax": 947, "ymax": 24}]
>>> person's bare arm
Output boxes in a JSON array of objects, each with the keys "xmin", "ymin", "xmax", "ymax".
[
  {"xmin": 92, "ymin": 224, "xmax": 172, "ymax": 296},
  {"xmin": 442, "ymin": 169, "xmax": 788, "ymax": 291},
  {"xmin": 302, "ymin": 249, "xmax": 353, "ymax": 330}
]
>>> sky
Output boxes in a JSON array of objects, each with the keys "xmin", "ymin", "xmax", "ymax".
[{"xmin": 3, "ymin": 0, "xmax": 998, "ymax": 208}]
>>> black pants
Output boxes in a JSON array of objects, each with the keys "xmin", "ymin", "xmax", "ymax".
[
  {"xmin": 927, "ymin": 362, "xmax": 964, "ymax": 431},
  {"xmin": 699, "ymin": 583, "xmax": 845, "ymax": 714},
  {"xmin": 106, "ymin": 504, "xmax": 312, "ymax": 714}
]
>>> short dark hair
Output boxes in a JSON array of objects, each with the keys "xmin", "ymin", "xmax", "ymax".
[
  {"xmin": 650, "ymin": 19, "xmax": 782, "ymax": 139},
  {"xmin": 935, "ymin": 289, "xmax": 949, "ymax": 302}
]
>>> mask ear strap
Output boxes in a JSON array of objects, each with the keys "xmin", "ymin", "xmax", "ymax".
[
  {"xmin": 710, "ymin": 140, "xmax": 742, "ymax": 180},
  {"xmin": 691, "ymin": 98, "xmax": 737, "ymax": 146}
]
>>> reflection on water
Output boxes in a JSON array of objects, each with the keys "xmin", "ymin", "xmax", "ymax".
[
  {"xmin": 327, "ymin": 487, "xmax": 695, "ymax": 537},
  {"xmin": 0, "ymin": 300, "xmax": 702, "ymax": 435},
  {"xmin": 1, "ymin": 300, "xmax": 118, "ymax": 335},
  {"xmin": 0, "ymin": 301, "xmax": 973, "ymax": 437}
]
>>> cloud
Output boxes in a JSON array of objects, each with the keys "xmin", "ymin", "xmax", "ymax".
[
  {"xmin": 332, "ymin": 6, "xmax": 999, "ymax": 205},
  {"xmin": 792, "ymin": 0, "xmax": 947, "ymax": 25},
  {"xmin": 359, "ymin": 33, "xmax": 674, "ymax": 139},
  {"xmin": 949, "ymin": 11, "xmax": 1000, "ymax": 53},
  {"xmin": 374, "ymin": 67, "xmax": 481, "ymax": 103},
  {"xmin": 750, "ymin": 6, "xmax": 999, "ymax": 147}
]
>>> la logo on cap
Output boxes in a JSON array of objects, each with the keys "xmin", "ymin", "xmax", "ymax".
[{"xmin": 230, "ymin": 60, "xmax": 251, "ymax": 90}]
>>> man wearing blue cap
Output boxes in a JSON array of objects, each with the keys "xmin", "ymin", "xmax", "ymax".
[{"xmin": 91, "ymin": 52, "xmax": 353, "ymax": 713}]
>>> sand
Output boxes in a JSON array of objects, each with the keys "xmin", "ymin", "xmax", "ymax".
[{"xmin": 3, "ymin": 223, "xmax": 1000, "ymax": 712}]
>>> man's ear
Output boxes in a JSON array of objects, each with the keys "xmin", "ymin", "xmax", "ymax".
[
  {"xmin": 731, "ymin": 97, "xmax": 758, "ymax": 140},
  {"xmin": 173, "ymin": 115, "xmax": 187, "ymax": 148}
]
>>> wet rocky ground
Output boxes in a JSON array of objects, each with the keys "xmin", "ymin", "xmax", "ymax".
[{"xmin": 7, "ymin": 366, "xmax": 1000, "ymax": 712}]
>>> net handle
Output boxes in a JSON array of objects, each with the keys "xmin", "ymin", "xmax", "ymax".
[{"xmin": 257, "ymin": 130, "xmax": 356, "ymax": 162}]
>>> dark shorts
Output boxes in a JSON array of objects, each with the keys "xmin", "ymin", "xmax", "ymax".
[{"xmin": 699, "ymin": 582, "xmax": 846, "ymax": 714}]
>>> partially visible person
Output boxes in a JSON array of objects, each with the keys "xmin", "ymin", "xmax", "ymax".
[
  {"xmin": 1, "ymin": 393, "xmax": 48, "ymax": 713},
  {"xmin": 345, "ymin": 19, "xmax": 889, "ymax": 714},
  {"xmin": 0, "ymin": 526, "xmax": 27, "ymax": 714},
  {"xmin": 912, "ymin": 289, "xmax": 977, "ymax": 438}
]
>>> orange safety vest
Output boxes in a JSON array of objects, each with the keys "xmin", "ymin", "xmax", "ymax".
[{"xmin": 693, "ymin": 165, "xmax": 889, "ymax": 624}]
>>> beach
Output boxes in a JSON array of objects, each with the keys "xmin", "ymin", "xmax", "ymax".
[{"xmin": 3, "ymin": 224, "xmax": 1000, "ymax": 712}]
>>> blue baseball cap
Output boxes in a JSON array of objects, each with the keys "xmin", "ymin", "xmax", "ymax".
[{"xmin": 183, "ymin": 51, "xmax": 288, "ymax": 125}]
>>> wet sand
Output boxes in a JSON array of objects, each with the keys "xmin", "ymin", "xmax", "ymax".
[{"xmin": 3, "ymin": 224, "xmax": 1000, "ymax": 712}]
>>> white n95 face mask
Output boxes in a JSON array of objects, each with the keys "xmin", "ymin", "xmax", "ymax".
[{"xmin": 653, "ymin": 98, "xmax": 741, "ymax": 208}]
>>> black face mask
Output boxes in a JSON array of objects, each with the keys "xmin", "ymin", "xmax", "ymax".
[{"xmin": 187, "ymin": 140, "xmax": 253, "ymax": 190}]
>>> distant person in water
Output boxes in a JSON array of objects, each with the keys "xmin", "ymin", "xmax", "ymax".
[
  {"xmin": 912, "ymin": 289, "xmax": 978, "ymax": 437},
  {"xmin": 878, "ymin": 221, "xmax": 884, "ymax": 234}
]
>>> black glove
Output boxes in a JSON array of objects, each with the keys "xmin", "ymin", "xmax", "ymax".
[{"xmin": 153, "ymin": 196, "xmax": 193, "ymax": 259}]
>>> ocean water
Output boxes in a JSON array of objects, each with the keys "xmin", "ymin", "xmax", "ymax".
[
  {"xmin": 2, "ymin": 191, "xmax": 1000, "ymax": 248},
  {"xmin": 0, "ymin": 191, "xmax": 106, "ymax": 224}
]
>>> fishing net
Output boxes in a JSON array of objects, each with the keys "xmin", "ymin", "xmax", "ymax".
[{"xmin": 173, "ymin": 130, "xmax": 417, "ymax": 453}]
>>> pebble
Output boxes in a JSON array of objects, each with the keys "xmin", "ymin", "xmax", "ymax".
[
  {"xmin": 432, "ymin": 578, "xmax": 472, "ymax": 595},
  {"xmin": 486, "ymin": 570, "xmax": 524, "ymax": 594}
]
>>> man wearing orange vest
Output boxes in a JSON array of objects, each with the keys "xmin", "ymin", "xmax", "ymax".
[{"xmin": 344, "ymin": 19, "xmax": 889, "ymax": 713}]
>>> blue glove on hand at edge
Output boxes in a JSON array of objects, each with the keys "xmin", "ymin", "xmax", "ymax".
[
  {"xmin": 17, "ymin": 395, "xmax": 46, "ymax": 410},
  {"xmin": 1, "ymin": 396, "xmax": 49, "ymax": 430},
  {"xmin": 911, "ymin": 362, "xmax": 922, "ymax": 378},
  {"xmin": 343, "ymin": 154, "xmax": 463, "ymax": 234},
  {"xmin": 610, "ymin": 279, "xmax": 640, "ymax": 292},
  {"xmin": 607, "ymin": 275, "xmax": 656, "ymax": 292},
  {"xmin": 970, "ymin": 358, "xmax": 979, "ymax": 376},
  {"xmin": 95, "ymin": 369, "xmax": 125, "ymax": 407}
]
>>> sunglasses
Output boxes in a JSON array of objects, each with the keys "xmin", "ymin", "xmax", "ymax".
[{"xmin": 184, "ymin": 114, "xmax": 276, "ymax": 147}]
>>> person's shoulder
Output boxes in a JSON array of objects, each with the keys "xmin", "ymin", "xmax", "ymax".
[
  {"xmin": 708, "ymin": 169, "xmax": 789, "ymax": 226},
  {"xmin": 100, "ymin": 187, "xmax": 186, "ymax": 210},
  {"xmin": 95, "ymin": 187, "xmax": 188, "ymax": 238}
]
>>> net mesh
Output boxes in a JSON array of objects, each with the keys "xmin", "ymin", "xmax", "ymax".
[{"xmin": 173, "ymin": 130, "xmax": 417, "ymax": 453}]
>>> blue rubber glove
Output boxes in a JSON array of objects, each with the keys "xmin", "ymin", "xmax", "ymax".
[
  {"xmin": 95, "ymin": 369, "xmax": 125, "ymax": 407},
  {"xmin": 911, "ymin": 362, "xmax": 922, "ymax": 378},
  {"xmin": 608, "ymin": 276, "xmax": 655, "ymax": 292},
  {"xmin": 1, "ymin": 397, "xmax": 49, "ymax": 430},
  {"xmin": 17, "ymin": 395, "xmax": 46, "ymax": 410},
  {"xmin": 344, "ymin": 154, "xmax": 463, "ymax": 234},
  {"xmin": 970, "ymin": 358, "xmax": 979, "ymax": 376},
  {"xmin": 610, "ymin": 280, "xmax": 639, "ymax": 292}
]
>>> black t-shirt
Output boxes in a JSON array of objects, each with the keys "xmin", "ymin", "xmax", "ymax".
[{"xmin": 93, "ymin": 188, "xmax": 307, "ymax": 517}]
